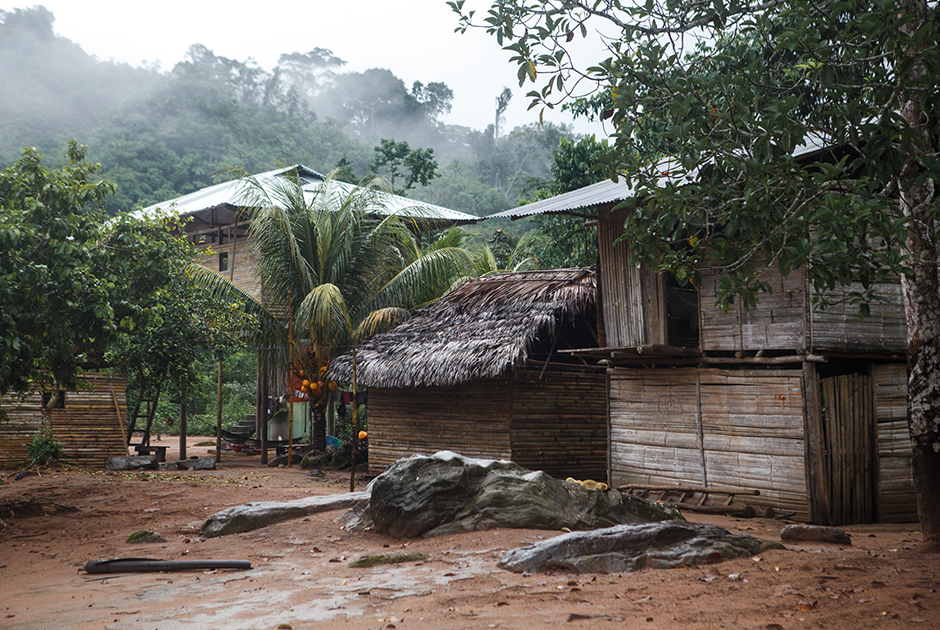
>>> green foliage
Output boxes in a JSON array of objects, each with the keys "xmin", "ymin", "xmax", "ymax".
[
  {"xmin": 526, "ymin": 135, "xmax": 609, "ymax": 268},
  {"xmin": 370, "ymin": 139, "xmax": 440, "ymax": 195},
  {"xmin": 0, "ymin": 141, "xmax": 250, "ymax": 420},
  {"xmin": 26, "ymin": 427, "xmax": 63, "ymax": 467},
  {"xmin": 453, "ymin": 0, "xmax": 937, "ymax": 306},
  {"xmin": 0, "ymin": 142, "xmax": 116, "ymax": 395},
  {"xmin": 149, "ymin": 351, "xmax": 257, "ymax": 436}
]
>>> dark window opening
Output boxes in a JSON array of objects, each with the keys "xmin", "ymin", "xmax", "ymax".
[
  {"xmin": 219, "ymin": 252, "xmax": 229, "ymax": 272},
  {"xmin": 42, "ymin": 390, "xmax": 66, "ymax": 409},
  {"xmin": 666, "ymin": 275, "xmax": 699, "ymax": 348}
]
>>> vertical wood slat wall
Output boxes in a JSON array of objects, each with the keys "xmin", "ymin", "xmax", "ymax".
[
  {"xmin": 609, "ymin": 367, "xmax": 811, "ymax": 520},
  {"xmin": 872, "ymin": 363, "xmax": 917, "ymax": 522},
  {"xmin": 510, "ymin": 370, "xmax": 608, "ymax": 481},
  {"xmin": 598, "ymin": 206, "xmax": 667, "ymax": 347},
  {"xmin": 0, "ymin": 374, "xmax": 129, "ymax": 468},
  {"xmin": 818, "ymin": 372, "xmax": 875, "ymax": 525}
]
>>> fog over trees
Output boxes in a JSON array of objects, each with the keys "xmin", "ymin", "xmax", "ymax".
[{"xmin": 0, "ymin": 5, "xmax": 589, "ymax": 253}]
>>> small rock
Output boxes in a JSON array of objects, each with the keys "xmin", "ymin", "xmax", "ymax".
[
  {"xmin": 780, "ymin": 524, "xmax": 851, "ymax": 545},
  {"xmin": 126, "ymin": 530, "xmax": 167, "ymax": 544},
  {"xmin": 175, "ymin": 457, "xmax": 216, "ymax": 471},
  {"xmin": 306, "ymin": 469, "xmax": 325, "ymax": 477},
  {"xmin": 105, "ymin": 456, "xmax": 158, "ymax": 471},
  {"xmin": 267, "ymin": 454, "xmax": 290, "ymax": 467}
]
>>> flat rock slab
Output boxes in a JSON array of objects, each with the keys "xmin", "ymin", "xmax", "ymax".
[
  {"xmin": 780, "ymin": 524, "xmax": 851, "ymax": 545},
  {"xmin": 202, "ymin": 491, "xmax": 370, "ymax": 538},
  {"xmin": 105, "ymin": 456, "xmax": 158, "ymax": 471},
  {"xmin": 360, "ymin": 451, "xmax": 678, "ymax": 539},
  {"xmin": 175, "ymin": 457, "xmax": 216, "ymax": 471},
  {"xmin": 499, "ymin": 521, "xmax": 785, "ymax": 574}
]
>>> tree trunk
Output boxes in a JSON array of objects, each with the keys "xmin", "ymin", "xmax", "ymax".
[
  {"xmin": 312, "ymin": 406, "xmax": 326, "ymax": 452},
  {"xmin": 898, "ymin": 0, "xmax": 940, "ymax": 551}
]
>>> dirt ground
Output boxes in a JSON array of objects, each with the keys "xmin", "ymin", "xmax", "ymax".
[{"xmin": 1, "ymin": 436, "xmax": 937, "ymax": 630}]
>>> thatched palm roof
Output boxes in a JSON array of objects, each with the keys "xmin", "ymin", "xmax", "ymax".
[{"xmin": 329, "ymin": 267, "xmax": 596, "ymax": 388}]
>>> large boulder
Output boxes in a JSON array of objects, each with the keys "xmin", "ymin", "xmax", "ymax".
[
  {"xmin": 499, "ymin": 521, "xmax": 784, "ymax": 574},
  {"xmin": 357, "ymin": 451, "xmax": 679, "ymax": 538}
]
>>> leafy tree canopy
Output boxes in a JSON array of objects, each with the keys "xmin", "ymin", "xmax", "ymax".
[{"xmin": 0, "ymin": 142, "xmax": 249, "ymax": 404}]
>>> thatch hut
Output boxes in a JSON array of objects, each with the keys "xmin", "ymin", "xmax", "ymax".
[{"xmin": 330, "ymin": 268, "xmax": 608, "ymax": 479}]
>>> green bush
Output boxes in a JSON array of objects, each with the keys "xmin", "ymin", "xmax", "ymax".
[{"xmin": 26, "ymin": 427, "xmax": 64, "ymax": 467}]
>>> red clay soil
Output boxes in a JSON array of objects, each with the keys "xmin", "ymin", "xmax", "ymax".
[{"xmin": 1, "ymin": 436, "xmax": 937, "ymax": 630}]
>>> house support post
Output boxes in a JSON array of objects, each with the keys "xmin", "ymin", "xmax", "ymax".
[
  {"xmin": 179, "ymin": 391, "xmax": 187, "ymax": 460},
  {"xmin": 216, "ymin": 359, "xmax": 223, "ymax": 463}
]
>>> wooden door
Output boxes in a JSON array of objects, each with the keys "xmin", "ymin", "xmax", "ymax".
[{"xmin": 818, "ymin": 372, "xmax": 876, "ymax": 524}]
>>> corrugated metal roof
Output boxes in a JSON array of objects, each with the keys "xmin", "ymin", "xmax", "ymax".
[
  {"xmin": 138, "ymin": 164, "xmax": 478, "ymax": 225},
  {"xmin": 486, "ymin": 177, "xmax": 634, "ymax": 220},
  {"xmin": 485, "ymin": 134, "xmax": 833, "ymax": 221}
]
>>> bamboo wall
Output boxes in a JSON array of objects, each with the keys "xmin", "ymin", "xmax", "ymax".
[
  {"xmin": 367, "ymin": 378, "xmax": 513, "ymax": 474},
  {"xmin": 872, "ymin": 363, "xmax": 917, "ymax": 522},
  {"xmin": 609, "ymin": 367, "xmax": 811, "ymax": 520},
  {"xmin": 367, "ymin": 369, "xmax": 608, "ymax": 478},
  {"xmin": 195, "ymin": 237, "xmax": 261, "ymax": 302},
  {"xmin": 698, "ymin": 265, "xmax": 808, "ymax": 352},
  {"xmin": 598, "ymin": 206, "xmax": 667, "ymax": 347},
  {"xmin": 509, "ymin": 369, "xmax": 607, "ymax": 481},
  {"xmin": 809, "ymin": 282, "xmax": 907, "ymax": 353},
  {"xmin": 0, "ymin": 374, "xmax": 128, "ymax": 469},
  {"xmin": 818, "ymin": 372, "xmax": 876, "ymax": 524}
]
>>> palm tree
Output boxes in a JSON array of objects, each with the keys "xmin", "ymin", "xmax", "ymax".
[{"xmin": 195, "ymin": 169, "xmax": 473, "ymax": 451}]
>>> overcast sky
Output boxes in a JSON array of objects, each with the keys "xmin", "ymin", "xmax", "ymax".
[{"xmin": 2, "ymin": 0, "xmax": 609, "ymax": 137}]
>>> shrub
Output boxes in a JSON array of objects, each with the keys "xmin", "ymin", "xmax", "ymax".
[{"xmin": 26, "ymin": 427, "xmax": 64, "ymax": 467}]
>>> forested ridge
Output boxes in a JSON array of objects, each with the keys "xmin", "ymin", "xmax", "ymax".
[{"xmin": 0, "ymin": 5, "xmax": 601, "ymax": 242}]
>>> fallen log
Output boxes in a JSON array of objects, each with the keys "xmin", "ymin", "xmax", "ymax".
[{"xmin": 84, "ymin": 558, "xmax": 251, "ymax": 574}]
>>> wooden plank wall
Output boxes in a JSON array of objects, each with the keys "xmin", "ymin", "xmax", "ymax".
[
  {"xmin": 597, "ymin": 206, "xmax": 667, "ymax": 347},
  {"xmin": 809, "ymin": 281, "xmax": 906, "ymax": 353},
  {"xmin": 0, "ymin": 392, "xmax": 43, "ymax": 468},
  {"xmin": 818, "ymin": 373, "xmax": 875, "ymax": 524},
  {"xmin": 872, "ymin": 363, "xmax": 917, "ymax": 522},
  {"xmin": 195, "ymin": 237, "xmax": 261, "ymax": 302},
  {"xmin": 367, "ymin": 378, "xmax": 513, "ymax": 475},
  {"xmin": 699, "ymin": 264, "xmax": 807, "ymax": 352},
  {"xmin": 609, "ymin": 368, "xmax": 810, "ymax": 520},
  {"xmin": 510, "ymin": 369, "xmax": 608, "ymax": 481},
  {"xmin": 0, "ymin": 375, "xmax": 128, "ymax": 469}
]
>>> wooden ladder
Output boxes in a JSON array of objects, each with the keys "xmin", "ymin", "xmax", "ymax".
[{"xmin": 126, "ymin": 382, "xmax": 162, "ymax": 449}]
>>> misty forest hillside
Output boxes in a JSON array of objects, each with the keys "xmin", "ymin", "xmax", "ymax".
[{"xmin": 0, "ymin": 5, "xmax": 604, "ymax": 255}]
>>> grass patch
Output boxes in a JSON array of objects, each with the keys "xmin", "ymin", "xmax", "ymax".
[{"xmin": 349, "ymin": 551, "xmax": 430, "ymax": 568}]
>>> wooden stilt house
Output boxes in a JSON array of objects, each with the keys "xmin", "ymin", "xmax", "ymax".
[
  {"xmin": 138, "ymin": 166, "xmax": 479, "ymax": 454},
  {"xmin": 487, "ymin": 177, "xmax": 916, "ymax": 525},
  {"xmin": 329, "ymin": 268, "xmax": 608, "ymax": 479},
  {"xmin": 0, "ymin": 374, "xmax": 129, "ymax": 468}
]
